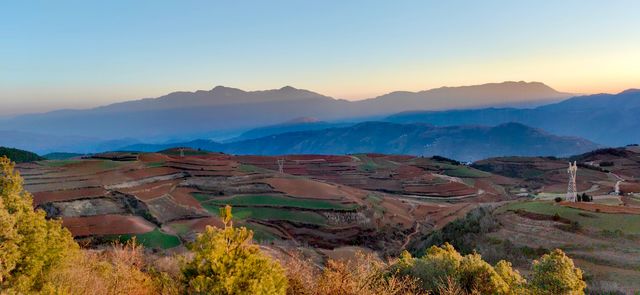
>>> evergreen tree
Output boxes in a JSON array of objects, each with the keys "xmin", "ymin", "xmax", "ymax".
[
  {"xmin": 182, "ymin": 205, "xmax": 288, "ymax": 294},
  {"xmin": 0, "ymin": 156, "xmax": 78, "ymax": 292}
]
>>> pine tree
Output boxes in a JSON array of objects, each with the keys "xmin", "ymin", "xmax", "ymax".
[
  {"xmin": 0, "ymin": 156, "xmax": 78, "ymax": 292},
  {"xmin": 182, "ymin": 205, "xmax": 288, "ymax": 294}
]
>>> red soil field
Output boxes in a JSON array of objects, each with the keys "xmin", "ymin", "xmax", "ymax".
[
  {"xmin": 118, "ymin": 179, "xmax": 179, "ymax": 201},
  {"xmin": 262, "ymin": 177, "xmax": 349, "ymax": 200},
  {"xmin": 620, "ymin": 182, "xmax": 640, "ymax": 194},
  {"xmin": 32, "ymin": 187, "xmax": 107, "ymax": 205},
  {"xmin": 62, "ymin": 214, "xmax": 156, "ymax": 237},
  {"xmin": 170, "ymin": 187, "xmax": 203, "ymax": 209},
  {"xmin": 560, "ymin": 201, "xmax": 640, "ymax": 214}
]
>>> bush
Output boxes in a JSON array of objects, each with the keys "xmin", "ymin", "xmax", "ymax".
[
  {"xmin": 283, "ymin": 250, "xmax": 423, "ymax": 295},
  {"xmin": 181, "ymin": 205, "xmax": 288, "ymax": 294},
  {"xmin": 413, "ymin": 207, "xmax": 497, "ymax": 256},
  {"xmin": 44, "ymin": 239, "xmax": 164, "ymax": 295},
  {"xmin": 395, "ymin": 243, "xmax": 527, "ymax": 294},
  {"xmin": 530, "ymin": 249, "xmax": 586, "ymax": 294},
  {"xmin": 395, "ymin": 243, "xmax": 584, "ymax": 295},
  {"xmin": 554, "ymin": 197, "xmax": 563, "ymax": 203}
]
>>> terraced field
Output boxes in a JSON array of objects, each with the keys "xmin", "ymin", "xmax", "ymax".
[
  {"xmin": 195, "ymin": 194, "xmax": 358, "ymax": 210},
  {"xmin": 491, "ymin": 200, "xmax": 640, "ymax": 290},
  {"xmin": 117, "ymin": 228, "xmax": 181, "ymax": 249},
  {"xmin": 19, "ymin": 149, "xmax": 495, "ymax": 252},
  {"xmin": 497, "ymin": 201, "xmax": 640, "ymax": 234}
]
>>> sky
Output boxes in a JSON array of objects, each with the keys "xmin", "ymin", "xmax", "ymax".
[{"xmin": 1, "ymin": 0, "xmax": 640, "ymax": 116}]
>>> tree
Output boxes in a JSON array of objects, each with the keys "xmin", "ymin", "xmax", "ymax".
[
  {"xmin": 0, "ymin": 156, "xmax": 78, "ymax": 292},
  {"xmin": 529, "ymin": 249, "xmax": 586, "ymax": 295},
  {"xmin": 181, "ymin": 205, "xmax": 288, "ymax": 294},
  {"xmin": 494, "ymin": 260, "xmax": 526, "ymax": 294},
  {"xmin": 399, "ymin": 243, "xmax": 463, "ymax": 291},
  {"xmin": 457, "ymin": 253, "xmax": 510, "ymax": 294}
]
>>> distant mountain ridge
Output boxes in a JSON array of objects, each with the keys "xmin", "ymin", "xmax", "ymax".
[
  {"xmin": 227, "ymin": 117, "xmax": 352, "ymax": 142},
  {"xmin": 387, "ymin": 89, "xmax": 640, "ymax": 146},
  {"xmin": 2, "ymin": 81, "xmax": 570, "ymax": 143},
  {"xmin": 123, "ymin": 122, "xmax": 599, "ymax": 162}
]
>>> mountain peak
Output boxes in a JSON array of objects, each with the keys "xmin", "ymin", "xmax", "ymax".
[
  {"xmin": 280, "ymin": 86, "xmax": 297, "ymax": 91},
  {"xmin": 620, "ymin": 88, "xmax": 640, "ymax": 95}
]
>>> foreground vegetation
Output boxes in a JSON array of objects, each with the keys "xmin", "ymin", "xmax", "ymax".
[{"xmin": 0, "ymin": 156, "xmax": 588, "ymax": 294}]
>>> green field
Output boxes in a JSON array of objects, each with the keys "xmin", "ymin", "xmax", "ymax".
[
  {"xmin": 145, "ymin": 161, "xmax": 166, "ymax": 168},
  {"xmin": 244, "ymin": 223, "xmax": 280, "ymax": 241},
  {"xmin": 200, "ymin": 194, "xmax": 356, "ymax": 210},
  {"xmin": 168, "ymin": 222, "xmax": 191, "ymax": 236},
  {"xmin": 203, "ymin": 204, "xmax": 327, "ymax": 225},
  {"xmin": 498, "ymin": 201, "xmax": 640, "ymax": 234},
  {"xmin": 118, "ymin": 228, "xmax": 181, "ymax": 249},
  {"xmin": 437, "ymin": 163, "xmax": 490, "ymax": 178},
  {"xmin": 354, "ymin": 155, "xmax": 397, "ymax": 172}
]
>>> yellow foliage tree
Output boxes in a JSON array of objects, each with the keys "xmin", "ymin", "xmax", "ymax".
[
  {"xmin": 396, "ymin": 243, "xmax": 532, "ymax": 295},
  {"xmin": 530, "ymin": 249, "xmax": 586, "ymax": 295}
]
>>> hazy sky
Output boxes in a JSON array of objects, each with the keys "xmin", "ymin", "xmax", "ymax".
[{"xmin": 2, "ymin": 0, "xmax": 640, "ymax": 116}]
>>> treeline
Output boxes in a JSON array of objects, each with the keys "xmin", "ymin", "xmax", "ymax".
[
  {"xmin": 0, "ymin": 146, "xmax": 43, "ymax": 163},
  {"xmin": 0, "ymin": 156, "xmax": 586, "ymax": 294}
]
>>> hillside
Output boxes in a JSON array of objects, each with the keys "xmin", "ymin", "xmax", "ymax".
[
  {"xmin": 387, "ymin": 89, "xmax": 640, "ymax": 146},
  {"xmin": 227, "ymin": 117, "xmax": 352, "ymax": 142},
  {"xmin": 124, "ymin": 122, "xmax": 600, "ymax": 162},
  {"xmin": 13, "ymin": 147, "xmax": 640, "ymax": 291},
  {"xmin": 0, "ymin": 146, "xmax": 44, "ymax": 163}
]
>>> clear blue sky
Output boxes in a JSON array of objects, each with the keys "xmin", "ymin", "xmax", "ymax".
[{"xmin": 1, "ymin": 0, "xmax": 639, "ymax": 115}]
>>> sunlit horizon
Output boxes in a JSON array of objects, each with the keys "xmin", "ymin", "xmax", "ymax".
[{"xmin": 2, "ymin": 0, "xmax": 639, "ymax": 115}]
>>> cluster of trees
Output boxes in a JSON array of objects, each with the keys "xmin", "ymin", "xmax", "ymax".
[
  {"xmin": 554, "ymin": 193, "xmax": 592, "ymax": 203},
  {"xmin": 577, "ymin": 193, "xmax": 593, "ymax": 202},
  {"xmin": 0, "ymin": 156, "xmax": 587, "ymax": 294},
  {"xmin": 0, "ymin": 147, "xmax": 44, "ymax": 163}
]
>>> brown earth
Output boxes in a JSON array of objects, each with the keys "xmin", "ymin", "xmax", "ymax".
[{"xmin": 62, "ymin": 214, "xmax": 156, "ymax": 237}]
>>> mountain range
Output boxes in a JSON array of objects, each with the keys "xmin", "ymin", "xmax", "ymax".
[
  {"xmin": 0, "ymin": 81, "xmax": 569, "ymax": 142},
  {"xmin": 123, "ymin": 122, "xmax": 599, "ymax": 162},
  {"xmin": 387, "ymin": 89, "xmax": 640, "ymax": 146},
  {"xmin": 3, "ymin": 81, "xmax": 638, "ymax": 158}
]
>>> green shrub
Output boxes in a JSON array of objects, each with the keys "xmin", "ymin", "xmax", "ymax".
[
  {"xmin": 0, "ymin": 156, "xmax": 78, "ymax": 292},
  {"xmin": 181, "ymin": 206, "xmax": 288, "ymax": 294}
]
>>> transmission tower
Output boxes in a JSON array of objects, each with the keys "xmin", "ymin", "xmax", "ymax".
[
  {"xmin": 566, "ymin": 161, "xmax": 578, "ymax": 202},
  {"xmin": 277, "ymin": 159, "xmax": 285, "ymax": 174}
]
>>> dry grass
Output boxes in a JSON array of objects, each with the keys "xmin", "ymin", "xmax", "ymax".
[
  {"xmin": 45, "ymin": 239, "xmax": 182, "ymax": 295},
  {"xmin": 283, "ymin": 251, "xmax": 424, "ymax": 295}
]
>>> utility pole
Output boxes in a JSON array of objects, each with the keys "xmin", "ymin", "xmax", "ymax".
[
  {"xmin": 277, "ymin": 158, "xmax": 285, "ymax": 174},
  {"xmin": 566, "ymin": 161, "xmax": 578, "ymax": 202}
]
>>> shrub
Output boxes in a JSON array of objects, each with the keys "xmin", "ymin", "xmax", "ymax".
[
  {"xmin": 395, "ymin": 243, "xmax": 585, "ymax": 295},
  {"xmin": 44, "ymin": 239, "xmax": 163, "ymax": 295},
  {"xmin": 530, "ymin": 249, "xmax": 586, "ymax": 295},
  {"xmin": 181, "ymin": 205, "xmax": 288, "ymax": 294},
  {"xmin": 284, "ymin": 250, "xmax": 423, "ymax": 295},
  {"xmin": 554, "ymin": 197, "xmax": 563, "ymax": 203},
  {"xmin": 0, "ymin": 156, "xmax": 78, "ymax": 292}
]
